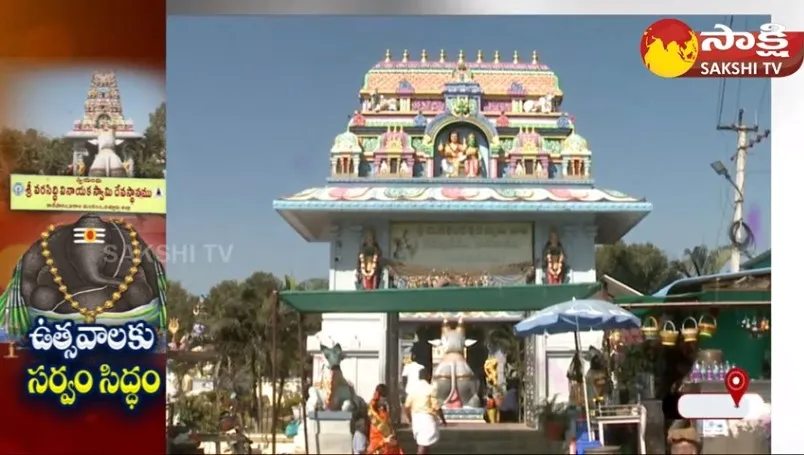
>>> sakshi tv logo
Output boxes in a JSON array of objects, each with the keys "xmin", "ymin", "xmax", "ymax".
[{"xmin": 640, "ymin": 18, "xmax": 804, "ymax": 78}]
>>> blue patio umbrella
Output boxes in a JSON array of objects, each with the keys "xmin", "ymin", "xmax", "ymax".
[
  {"xmin": 514, "ymin": 298, "xmax": 640, "ymax": 439},
  {"xmin": 514, "ymin": 298, "xmax": 640, "ymax": 337}
]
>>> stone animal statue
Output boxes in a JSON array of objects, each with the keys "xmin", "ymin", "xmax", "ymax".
[
  {"xmin": 306, "ymin": 338, "xmax": 364, "ymax": 412},
  {"xmin": 537, "ymin": 94, "xmax": 555, "ymax": 113},
  {"xmin": 428, "ymin": 317, "xmax": 481, "ymax": 408},
  {"xmin": 0, "ymin": 214, "xmax": 167, "ymax": 336}
]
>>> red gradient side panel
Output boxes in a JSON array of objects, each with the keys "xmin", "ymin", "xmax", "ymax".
[{"xmin": 0, "ymin": 0, "xmax": 166, "ymax": 453}]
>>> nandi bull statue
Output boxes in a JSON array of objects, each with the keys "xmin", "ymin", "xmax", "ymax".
[
  {"xmin": 306, "ymin": 336, "xmax": 365, "ymax": 413},
  {"xmin": 428, "ymin": 317, "xmax": 482, "ymax": 409}
]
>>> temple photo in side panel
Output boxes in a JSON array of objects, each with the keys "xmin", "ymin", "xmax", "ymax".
[{"xmin": 0, "ymin": 68, "xmax": 166, "ymax": 339}]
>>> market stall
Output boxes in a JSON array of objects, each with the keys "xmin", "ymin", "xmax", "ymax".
[{"xmin": 612, "ymin": 266, "xmax": 771, "ymax": 454}]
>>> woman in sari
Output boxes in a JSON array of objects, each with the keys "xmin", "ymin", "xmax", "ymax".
[{"xmin": 366, "ymin": 384, "xmax": 403, "ymax": 454}]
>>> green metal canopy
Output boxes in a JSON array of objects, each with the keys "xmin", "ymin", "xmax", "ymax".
[
  {"xmin": 741, "ymin": 249, "xmax": 771, "ymax": 271},
  {"xmin": 279, "ymin": 283, "xmax": 601, "ymax": 314}
]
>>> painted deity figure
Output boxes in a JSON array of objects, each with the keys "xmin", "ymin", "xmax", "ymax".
[
  {"xmin": 464, "ymin": 133, "xmax": 480, "ymax": 177},
  {"xmin": 542, "ymin": 229, "xmax": 568, "ymax": 284},
  {"xmin": 428, "ymin": 318, "xmax": 481, "ymax": 409},
  {"xmin": 438, "ymin": 130, "xmax": 465, "ymax": 177},
  {"xmin": 88, "ymin": 123, "xmax": 127, "ymax": 177},
  {"xmin": 483, "ymin": 356, "xmax": 498, "ymax": 388},
  {"xmin": 356, "ymin": 228, "xmax": 382, "ymax": 290}
]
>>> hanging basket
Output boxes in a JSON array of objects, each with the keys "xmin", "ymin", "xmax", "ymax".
[
  {"xmin": 641, "ymin": 316, "xmax": 659, "ymax": 340},
  {"xmin": 698, "ymin": 314, "xmax": 717, "ymax": 338},
  {"xmin": 681, "ymin": 317, "xmax": 699, "ymax": 343},
  {"xmin": 659, "ymin": 320, "xmax": 679, "ymax": 346}
]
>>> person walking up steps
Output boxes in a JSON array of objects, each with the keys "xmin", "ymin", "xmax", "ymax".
[{"xmin": 404, "ymin": 370, "xmax": 447, "ymax": 455}]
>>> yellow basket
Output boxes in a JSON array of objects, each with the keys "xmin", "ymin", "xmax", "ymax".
[
  {"xmin": 641, "ymin": 316, "xmax": 659, "ymax": 340},
  {"xmin": 659, "ymin": 320, "xmax": 679, "ymax": 346},
  {"xmin": 698, "ymin": 314, "xmax": 717, "ymax": 338},
  {"xmin": 681, "ymin": 317, "xmax": 699, "ymax": 343}
]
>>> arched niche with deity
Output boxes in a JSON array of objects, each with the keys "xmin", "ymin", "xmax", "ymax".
[
  {"xmin": 433, "ymin": 123, "xmax": 490, "ymax": 178},
  {"xmin": 542, "ymin": 227, "xmax": 570, "ymax": 285},
  {"xmin": 355, "ymin": 227, "xmax": 383, "ymax": 290}
]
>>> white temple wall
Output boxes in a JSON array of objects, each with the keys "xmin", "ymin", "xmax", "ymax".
[
  {"xmin": 310, "ymin": 221, "xmax": 390, "ymax": 404},
  {"xmin": 531, "ymin": 222, "xmax": 602, "ymax": 404},
  {"xmin": 313, "ymin": 218, "xmax": 601, "ymax": 408}
]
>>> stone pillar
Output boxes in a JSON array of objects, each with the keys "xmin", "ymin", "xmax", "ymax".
[
  {"xmin": 385, "ymin": 312, "xmax": 401, "ymax": 423},
  {"xmin": 532, "ymin": 223, "xmax": 549, "ymax": 284},
  {"xmin": 523, "ymin": 329, "xmax": 538, "ymax": 427}
]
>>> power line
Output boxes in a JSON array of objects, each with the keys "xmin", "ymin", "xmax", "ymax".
[
  {"xmin": 715, "ymin": 78, "xmax": 727, "ymax": 126},
  {"xmin": 756, "ymin": 79, "xmax": 769, "ymax": 120},
  {"xmin": 714, "ymin": 16, "xmax": 735, "ymax": 128},
  {"xmin": 732, "ymin": 17, "xmax": 749, "ymax": 121}
]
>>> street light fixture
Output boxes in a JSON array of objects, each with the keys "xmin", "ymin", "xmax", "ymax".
[
  {"xmin": 710, "ymin": 160, "xmax": 743, "ymax": 202},
  {"xmin": 709, "ymin": 160, "xmax": 728, "ymax": 177}
]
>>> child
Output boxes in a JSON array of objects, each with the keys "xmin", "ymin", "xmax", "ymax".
[
  {"xmin": 667, "ymin": 420, "xmax": 701, "ymax": 454},
  {"xmin": 485, "ymin": 393, "xmax": 499, "ymax": 424},
  {"xmin": 352, "ymin": 416, "xmax": 368, "ymax": 454}
]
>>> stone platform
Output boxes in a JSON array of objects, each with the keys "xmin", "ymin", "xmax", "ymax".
[
  {"xmin": 293, "ymin": 410, "xmax": 352, "ymax": 454},
  {"xmin": 442, "ymin": 407, "xmax": 485, "ymax": 422},
  {"xmin": 396, "ymin": 423, "xmax": 565, "ymax": 454}
]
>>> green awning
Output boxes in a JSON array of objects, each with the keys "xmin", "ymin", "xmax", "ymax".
[
  {"xmin": 279, "ymin": 282, "xmax": 601, "ymax": 313},
  {"xmin": 741, "ymin": 249, "xmax": 771, "ymax": 270},
  {"xmin": 614, "ymin": 292, "xmax": 704, "ymax": 304},
  {"xmin": 614, "ymin": 290, "xmax": 771, "ymax": 306}
]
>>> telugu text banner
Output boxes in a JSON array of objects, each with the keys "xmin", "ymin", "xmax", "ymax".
[
  {"xmin": 9, "ymin": 175, "xmax": 166, "ymax": 215},
  {"xmin": 389, "ymin": 222, "xmax": 533, "ymax": 270}
]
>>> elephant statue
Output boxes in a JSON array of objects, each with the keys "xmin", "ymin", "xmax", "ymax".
[{"xmin": 0, "ymin": 214, "xmax": 167, "ymax": 337}]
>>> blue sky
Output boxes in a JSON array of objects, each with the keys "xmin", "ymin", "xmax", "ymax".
[{"xmin": 14, "ymin": 16, "xmax": 773, "ymax": 295}]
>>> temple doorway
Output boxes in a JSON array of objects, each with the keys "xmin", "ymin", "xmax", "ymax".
[{"xmin": 405, "ymin": 320, "xmax": 523, "ymax": 422}]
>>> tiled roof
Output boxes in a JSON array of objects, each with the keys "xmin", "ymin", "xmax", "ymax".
[{"xmin": 362, "ymin": 60, "xmax": 562, "ymax": 97}]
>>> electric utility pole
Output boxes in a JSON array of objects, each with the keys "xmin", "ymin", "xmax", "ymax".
[{"xmin": 717, "ymin": 109, "xmax": 770, "ymax": 272}]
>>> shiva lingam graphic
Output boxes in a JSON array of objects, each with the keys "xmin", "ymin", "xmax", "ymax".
[{"xmin": 428, "ymin": 317, "xmax": 482, "ymax": 418}]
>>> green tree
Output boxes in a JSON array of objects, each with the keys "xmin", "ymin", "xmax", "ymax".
[
  {"xmin": 39, "ymin": 138, "xmax": 73, "ymax": 175},
  {"xmin": 164, "ymin": 273, "xmax": 326, "ymax": 432},
  {"xmin": 671, "ymin": 245, "xmax": 731, "ymax": 277},
  {"xmin": 130, "ymin": 102, "xmax": 166, "ymax": 178},
  {"xmin": 0, "ymin": 101, "xmax": 166, "ymax": 179},
  {"xmin": 595, "ymin": 242, "xmax": 678, "ymax": 294},
  {"xmin": 166, "ymin": 280, "xmax": 200, "ymax": 338},
  {"xmin": 298, "ymin": 277, "xmax": 329, "ymax": 291}
]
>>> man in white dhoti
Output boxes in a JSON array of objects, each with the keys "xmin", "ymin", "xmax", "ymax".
[
  {"xmin": 401, "ymin": 353, "xmax": 425, "ymax": 397},
  {"xmin": 404, "ymin": 370, "xmax": 446, "ymax": 455}
]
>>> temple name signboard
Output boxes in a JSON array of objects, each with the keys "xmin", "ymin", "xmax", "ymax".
[{"xmin": 389, "ymin": 222, "xmax": 533, "ymax": 270}]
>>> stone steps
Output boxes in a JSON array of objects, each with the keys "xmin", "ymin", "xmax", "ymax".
[{"xmin": 395, "ymin": 423, "xmax": 566, "ymax": 454}]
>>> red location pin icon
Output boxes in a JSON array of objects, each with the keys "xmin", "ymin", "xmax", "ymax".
[{"xmin": 725, "ymin": 367, "xmax": 750, "ymax": 407}]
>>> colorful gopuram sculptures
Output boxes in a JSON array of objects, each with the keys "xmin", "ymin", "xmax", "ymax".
[{"xmin": 324, "ymin": 50, "xmax": 594, "ymax": 180}]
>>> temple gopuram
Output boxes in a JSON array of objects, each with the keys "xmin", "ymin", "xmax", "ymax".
[
  {"xmin": 64, "ymin": 71, "xmax": 143, "ymax": 178},
  {"xmin": 273, "ymin": 50, "xmax": 653, "ymax": 426}
]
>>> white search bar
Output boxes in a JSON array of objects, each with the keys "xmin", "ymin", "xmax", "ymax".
[{"xmin": 678, "ymin": 393, "xmax": 765, "ymax": 420}]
